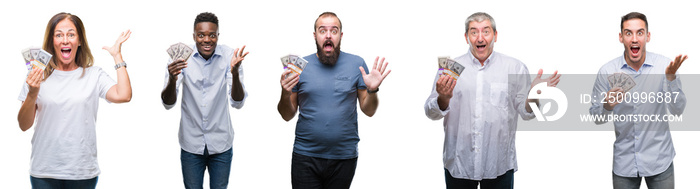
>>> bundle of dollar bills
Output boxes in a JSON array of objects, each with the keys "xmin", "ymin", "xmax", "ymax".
[
  {"xmin": 437, "ymin": 56, "xmax": 464, "ymax": 80},
  {"xmin": 22, "ymin": 47, "xmax": 51, "ymax": 70},
  {"xmin": 608, "ymin": 72, "xmax": 636, "ymax": 92},
  {"xmin": 280, "ymin": 54, "xmax": 308, "ymax": 77},
  {"xmin": 167, "ymin": 42, "xmax": 194, "ymax": 61}
]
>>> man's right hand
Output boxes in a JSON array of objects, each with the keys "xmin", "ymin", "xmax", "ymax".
[
  {"xmin": 168, "ymin": 59, "xmax": 188, "ymax": 80},
  {"xmin": 280, "ymin": 69, "xmax": 299, "ymax": 96},
  {"xmin": 603, "ymin": 87, "xmax": 625, "ymax": 111},
  {"xmin": 436, "ymin": 75, "xmax": 456, "ymax": 111}
]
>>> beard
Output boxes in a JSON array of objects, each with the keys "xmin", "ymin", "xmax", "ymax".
[{"xmin": 316, "ymin": 39, "xmax": 341, "ymax": 66}]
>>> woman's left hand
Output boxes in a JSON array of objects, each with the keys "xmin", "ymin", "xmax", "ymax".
[{"xmin": 102, "ymin": 30, "xmax": 131, "ymax": 58}]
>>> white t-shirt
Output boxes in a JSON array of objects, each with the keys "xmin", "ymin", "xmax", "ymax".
[{"xmin": 18, "ymin": 66, "xmax": 116, "ymax": 180}]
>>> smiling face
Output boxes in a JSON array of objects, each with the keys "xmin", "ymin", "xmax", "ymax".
[
  {"xmin": 193, "ymin": 22, "xmax": 219, "ymax": 60},
  {"xmin": 53, "ymin": 18, "xmax": 80, "ymax": 67},
  {"xmin": 314, "ymin": 15, "xmax": 342, "ymax": 65},
  {"xmin": 465, "ymin": 20, "xmax": 497, "ymax": 64},
  {"xmin": 619, "ymin": 18, "xmax": 650, "ymax": 65}
]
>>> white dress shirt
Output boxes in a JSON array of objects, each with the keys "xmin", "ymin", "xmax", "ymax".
[
  {"xmin": 162, "ymin": 44, "xmax": 247, "ymax": 155},
  {"xmin": 589, "ymin": 52, "xmax": 685, "ymax": 177},
  {"xmin": 425, "ymin": 51, "xmax": 535, "ymax": 180}
]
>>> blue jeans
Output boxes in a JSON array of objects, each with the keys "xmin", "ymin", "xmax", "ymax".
[
  {"xmin": 613, "ymin": 163, "xmax": 674, "ymax": 189},
  {"xmin": 444, "ymin": 169, "xmax": 514, "ymax": 189},
  {"xmin": 30, "ymin": 176, "xmax": 98, "ymax": 189},
  {"xmin": 181, "ymin": 146, "xmax": 233, "ymax": 189},
  {"xmin": 291, "ymin": 152, "xmax": 358, "ymax": 189}
]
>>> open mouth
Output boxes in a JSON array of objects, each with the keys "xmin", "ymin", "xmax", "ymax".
[
  {"xmin": 630, "ymin": 46, "xmax": 640, "ymax": 54},
  {"xmin": 323, "ymin": 40, "xmax": 334, "ymax": 52},
  {"xmin": 61, "ymin": 47, "xmax": 71, "ymax": 59},
  {"xmin": 201, "ymin": 44, "xmax": 213, "ymax": 51},
  {"xmin": 476, "ymin": 45, "xmax": 486, "ymax": 50}
]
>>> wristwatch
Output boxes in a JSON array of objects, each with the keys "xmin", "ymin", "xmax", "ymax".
[
  {"xmin": 367, "ymin": 88, "xmax": 379, "ymax": 94},
  {"xmin": 114, "ymin": 62, "xmax": 127, "ymax": 70}
]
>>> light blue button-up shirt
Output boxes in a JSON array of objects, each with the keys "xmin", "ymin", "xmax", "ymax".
[
  {"xmin": 163, "ymin": 44, "xmax": 246, "ymax": 155},
  {"xmin": 589, "ymin": 52, "xmax": 685, "ymax": 177}
]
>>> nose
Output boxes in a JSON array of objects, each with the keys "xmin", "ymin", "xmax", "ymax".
[
  {"xmin": 203, "ymin": 36, "xmax": 211, "ymax": 43},
  {"xmin": 324, "ymin": 32, "xmax": 332, "ymax": 39},
  {"xmin": 477, "ymin": 33, "xmax": 485, "ymax": 43},
  {"xmin": 61, "ymin": 35, "xmax": 69, "ymax": 44},
  {"xmin": 631, "ymin": 34, "xmax": 638, "ymax": 42}
]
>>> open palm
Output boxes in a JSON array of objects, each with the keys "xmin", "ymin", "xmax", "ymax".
[{"xmin": 359, "ymin": 56, "xmax": 391, "ymax": 90}]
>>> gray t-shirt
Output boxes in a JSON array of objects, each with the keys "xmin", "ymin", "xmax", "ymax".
[{"xmin": 292, "ymin": 51, "xmax": 368, "ymax": 159}]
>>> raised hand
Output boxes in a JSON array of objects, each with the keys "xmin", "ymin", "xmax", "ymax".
[
  {"xmin": 603, "ymin": 87, "xmax": 625, "ymax": 111},
  {"xmin": 168, "ymin": 59, "xmax": 187, "ymax": 80},
  {"xmin": 231, "ymin": 45, "xmax": 249, "ymax": 72},
  {"xmin": 280, "ymin": 69, "xmax": 299, "ymax": 95},
  {"xmin": 359, "ymin": 56, "xmax": 391, "ymax": 91},
  {"xmin": 436, "ymin": 75, "xmax": 456, "ymax": 99},
  {"xmin": 531, "ymin": 69, "xmax": 561, "ymax": 93},
  {"xmin": 665, "ymin": 54, "xmax": 688, "ymax": 81},
  {"xmin": 102, "ymin": 30, "xmax": 131, "ymax": 59},
  {"xmin": 26, "ymin": 68, "xmax": 44, "ymax": 95}
]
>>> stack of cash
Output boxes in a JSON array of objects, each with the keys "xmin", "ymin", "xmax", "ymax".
[
  {"xmin": 280, "ymin": 54, "xmax": 308, "ymax": 76},
  {"xmin": 167, "ymin": 42, "xmax": 194, "ymax": 61},
  {"xmin": 608, "ymin": 72, "xmax": 636, "ymax": 92},
  {"xmin": 22, "ymin": 47, "xmax": 51, "ymax": 70},
  {"xmin": 437, "ymin": 56, "xmax": 464, "ymax": 80}
]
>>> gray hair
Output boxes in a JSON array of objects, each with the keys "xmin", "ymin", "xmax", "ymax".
[{"xmin": 465, "ymin": 12, "xmax": 496, "ymax": 33}]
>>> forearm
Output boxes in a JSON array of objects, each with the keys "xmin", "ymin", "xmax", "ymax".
[
  {"xmin": 111, "ymin": 55, "xmax": 131, "ymax": 103},
  {"xmin": 277, "ymin": 92, "xmax": 297, "ymax": 121},
  {"xmin": 18, "ymin": 96, "xmax": 38, "ymax": 131},
  {"xmin": 360, "ymin": 92, "xmax": 379, "ymax": 117},
  {"xmin": 161, "ymin": 78, "xmax": 178, "ymax": 105},
  {"xmin": 231, "ymin": 72, "xmax": 245, "ymax": 101},
  {"xmin": 525, "ymin": 98, "xmax": 538, "ymax": 113},
  {"xmin": 437, "ymin": 95, "xmax": 450, "ymax": 111}
]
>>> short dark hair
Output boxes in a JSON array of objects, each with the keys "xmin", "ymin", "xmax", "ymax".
[
  {"xmin": 314, "ymin": 12, "xmax": 342, "ymax": 31},
  {"xmin": 194, "ymin": 12, "xmax": 219, "ymax": 29},
  {"xmin": 621, "ymin": 12, "xmax": 647, "ymax": 31}
]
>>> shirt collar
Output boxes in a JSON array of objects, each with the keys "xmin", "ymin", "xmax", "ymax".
[
  {"xmin": 468, "ymin": 50, "xmax": 495, "ymax": 67},
  {"xmin": 193, "ymin": 45, "xmax": 222, "ymax": 59},
  {"xmin": 619, "ymin": 54, "xmax": 654, "ymax": 72}
]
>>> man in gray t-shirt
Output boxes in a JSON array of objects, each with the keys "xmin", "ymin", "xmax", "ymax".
[{"xmin": 277, "ymin": 12, "xmax": 391, "ymax": 189}]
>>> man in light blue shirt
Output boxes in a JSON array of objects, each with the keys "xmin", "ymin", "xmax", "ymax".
[
  {"xmin": 589, "ymin": 12, "xmax": 687, "ymax": 189},
  {"xmin": 161, "ymin": 12, "xmax": 249, "ymax": 189}
]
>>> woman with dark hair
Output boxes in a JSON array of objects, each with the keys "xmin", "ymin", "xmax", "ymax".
[{"xmin": 17, "ymin": 12, "xmax": 132, "ymax": 188}]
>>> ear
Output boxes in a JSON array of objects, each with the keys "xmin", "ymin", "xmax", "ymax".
[
  {"xmin": 493, "ymin": 31, "xmax": 498, "ymax": 43},
  {"xmin": 646, "ymin": 32, "xmax": 651, "ymax": 43},
  {"xmin": 464, "ymin": 33, "xmax": 469, "ymax": 44},
  {"xmin": 193, "ymin": 33, "xmax": 197, "ymax": 41},
  {"xmin": 619, "ymin": 32, "xmax": 623, "ymax": 43},
  {"xmin": 340, "ymin": 32, "xmax": 343, "ymax": 39}
]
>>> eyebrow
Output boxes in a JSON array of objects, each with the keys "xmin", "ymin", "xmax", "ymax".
[
  {"xmin": 54, "ymin": 28, "xmax": 76, "ymax": 33},
  {"xmin": 623, "ymin": 28, "xmax": 646, "ymax": 32},
  {"xmin": 469, "ymin": 26, "xmax": 492, "ymax": 31},
  {"xmin": 317, "ymin": 26, "xmax": 339, "ymax": 30}
]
